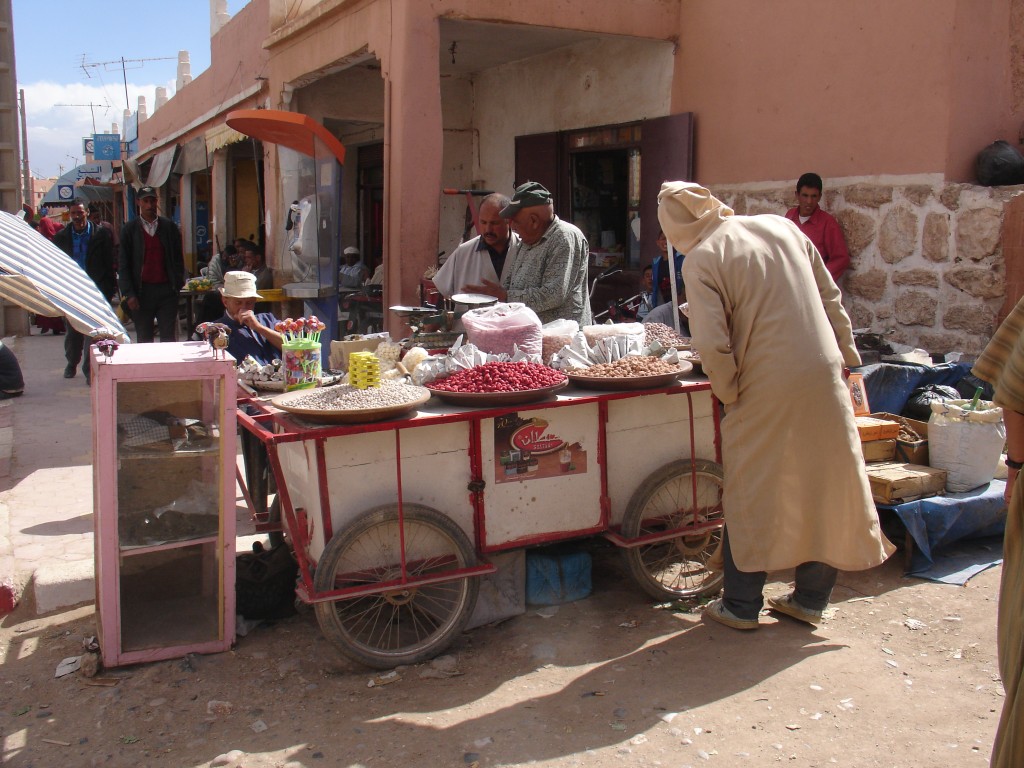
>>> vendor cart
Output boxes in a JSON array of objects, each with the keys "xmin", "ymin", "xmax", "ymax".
[{"xmin": 236, "ymin": 378, "xmax": 722, "ymax": 669}]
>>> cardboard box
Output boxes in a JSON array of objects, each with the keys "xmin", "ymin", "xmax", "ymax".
[
  {"xmin": 856, "ymin": 416, "xmax": 901, "ymax": 442},
  {"xmin": 847, "ymin": 373, "xmax": 870, "ymax": 416},
  {"xmin": 866, "ymin": 461, "xmax": 947, "ymax": 504},
  {"xmin": 862, "ymin": 439, "xmax": 896, "ymax": 462},
  {"xmin": 870, "ymin": 413, "xmax": 929, "ymax": 466},
  {"xmin": 329, "ymin": 338, "xmax": 383, "ymax": 372}
]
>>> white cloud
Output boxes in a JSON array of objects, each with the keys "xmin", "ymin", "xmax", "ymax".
[{"xmin": 21, "ymin": 79, "xmax": 177, "ymax": 179}]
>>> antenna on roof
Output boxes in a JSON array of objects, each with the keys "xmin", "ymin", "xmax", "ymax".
[
  {"xmin": 79, "ymin": 54, "xmax": 177, "ymax": 112},
  {"xmin": 54, "ymin": 100, "xmax": 111, "ymax": 134}
]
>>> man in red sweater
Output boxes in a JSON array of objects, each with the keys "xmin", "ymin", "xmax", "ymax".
[
  {"xmin": 784, "ymin": 173, "xmax": 850, "ymax": 284},
  {"xmin": 118, "ymin": 186, "xmax": 185, "ymax": 342}
]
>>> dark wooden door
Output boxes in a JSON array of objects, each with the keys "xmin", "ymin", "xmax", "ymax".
[
  {"xmin": 514, "ymin": 131, "xmax": 569, "ymax": 218},
  {"xmin": 639, "ymin": 113, "xmax": 694, "ymax": 263}
]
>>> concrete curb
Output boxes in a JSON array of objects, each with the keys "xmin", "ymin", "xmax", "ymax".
[
  {"xmin": 0, "ymin": 400, "xmax": 16, "ymax": 614},
  {"xmin": 32, "ymin": 559, "xmax": 95, "ymax": 614}
]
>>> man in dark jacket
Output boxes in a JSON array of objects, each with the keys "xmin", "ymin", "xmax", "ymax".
[
  {"xmin": 52, "ymin": 200, "xmax": 117, "ymax": 383},
  {"xmin": 118, "ymin": 186, "xmax": 185, "ymax": 343}
]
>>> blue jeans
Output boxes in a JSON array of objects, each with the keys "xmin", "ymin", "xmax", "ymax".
[{"xmin": 721, "ymin": 527, "xmax": 838, "ymax": 621}]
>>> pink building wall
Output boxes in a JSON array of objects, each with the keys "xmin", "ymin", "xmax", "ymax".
[
  {"xmin": 137, "ymin": 0, "xmax": 270, "ymax": 149},
  {"xmin": 673, "ymin": 0, "xmax": 1023, "ymax": 184}
]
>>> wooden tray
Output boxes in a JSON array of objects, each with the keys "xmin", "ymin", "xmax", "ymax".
[
  {"xmin": 566, "ymin": 363, "xmax": 692, "ymax": 391},
  {"xmin": 426, "ymin": 378, "xmax": 567, "ymax": 406},
  {"xmin": 271, "ymin": 386, "xmax": 431, "ymax": 424}
]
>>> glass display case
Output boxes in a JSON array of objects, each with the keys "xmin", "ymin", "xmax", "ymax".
[{"xmin": 91, "ymin": 342, "xmax": 236, "ymax": 667}]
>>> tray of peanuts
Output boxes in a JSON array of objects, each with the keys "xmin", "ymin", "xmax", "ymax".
[
  {"xmin": 270, "ymin": 380, "xmax": 432, "ymax": 424},
  {"xmin": 566, "ymin": 355, "xmax": 693, "ymax": 391}
]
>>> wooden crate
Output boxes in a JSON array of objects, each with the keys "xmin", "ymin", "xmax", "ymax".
[
  {"xmin": 862, "ymin": 439, "xmax": 896, "ymax": 462},
  {"xmin": 870, "ymin": 412, "xmax": 929, "ymax": 465},
  {"xmin": 866, "ymin": 461, "xmax": 947, "ymax": 504},
  {"xmin": 856, "ymin": 416, "xmax": 901, "ymax": 442}
]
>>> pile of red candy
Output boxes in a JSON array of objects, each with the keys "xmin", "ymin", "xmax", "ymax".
[{"xmin": 429, "ymin": 361, "xmax": 566, "ymax": 393}]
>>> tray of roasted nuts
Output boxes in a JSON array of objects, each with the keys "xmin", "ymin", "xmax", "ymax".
[
  {"xmin": 566, "ymin": 357, "xmax": 693, "ymax": 391},
  {"xmin": 271, "ymin": 380, "xmax": 432, "ymax": 424}
]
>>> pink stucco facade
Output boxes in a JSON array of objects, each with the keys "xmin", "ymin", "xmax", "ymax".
[{"xmin": 674, "ymin": 0, "xmax": 1021, "ymax": 184}]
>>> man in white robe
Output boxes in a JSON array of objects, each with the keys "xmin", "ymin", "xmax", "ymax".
[
  {"xmin": 657, "ymin": 181, "xmax": 893, "ymax": 631},
  {"xmin": 433, "ymin": 193, "xmax": 517, "ymax": 304}
]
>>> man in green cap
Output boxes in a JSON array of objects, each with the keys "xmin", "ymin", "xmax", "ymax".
[{"xmin": 465, "ymin": 181, "xmax": 591, "ymax": 325}]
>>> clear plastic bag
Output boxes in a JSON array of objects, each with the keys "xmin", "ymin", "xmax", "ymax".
[{"xmin": 462, "ymin": 302, "xmax": 542, "ymax": 356}]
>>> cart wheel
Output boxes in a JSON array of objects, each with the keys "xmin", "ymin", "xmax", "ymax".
[
  {"xmin": 620, "ymin": 459, "xmax": 725, "ymax": 600},
  {"xmin": 313, "ymin": 503, "xmax": 479, "ymax": 669}
]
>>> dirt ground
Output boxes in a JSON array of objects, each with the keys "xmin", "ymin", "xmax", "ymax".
[{"xmin": 0, "ymin": 542, "xmax": 1005, "ymax": 768}]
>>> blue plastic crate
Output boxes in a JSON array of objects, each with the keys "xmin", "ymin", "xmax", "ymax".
[{"xmin": 526, "ymin": 548, "xmax": 592, "ymax": 605}]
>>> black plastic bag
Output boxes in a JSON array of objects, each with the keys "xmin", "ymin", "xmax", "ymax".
[
  {"xmin": 236, "ymin": 541, "xmax": 298, "ymax": 620},
  {"xmin": 902, "ymin": 384, "xmax": 962, "ymax": 421},
  {"xmin": 955, "ymin": 373, "xmax": 994, "ymax": 402},
  {"xmin": 976, "ymin": 140, "xmax": 1024, "ymax": 186}
]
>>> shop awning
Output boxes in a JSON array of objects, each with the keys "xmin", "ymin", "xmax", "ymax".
[
  {"xmin": 205, "ymin": 124, "xmax": 247, "ymax": 154},
  {"xmin": 174, "ymin": 136, "xmax": 209, "ymax": 175},
  {"xmin": 0, "ymin": 212, "xmax": 129, "ymax": 342},
  {"xmin": 225, "ymin": 109, "xmax": 346, "ymax": 164},
  {"xmin": 145, "ymin": 145, "xmax": 178, "ymax": 189},
  {"xmin": 40, "ymin": 162, "xmax": 117, "ymax": 205}
]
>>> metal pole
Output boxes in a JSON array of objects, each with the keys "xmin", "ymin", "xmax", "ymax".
[
  {"xmin": 121, "ymin": 57, "xmax": 130, "ymax": 112},
  {"xmin": 19, "ymin": 89, "xmax": 30, "ymax": 210}
]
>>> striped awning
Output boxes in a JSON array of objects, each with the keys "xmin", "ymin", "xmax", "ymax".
[{"xmin": 0, "ymin": 212, "xmax": 129, "ymax": 343}]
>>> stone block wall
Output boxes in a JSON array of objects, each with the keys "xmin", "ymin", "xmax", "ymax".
[{"xmin": 711, "ymin": 179, "xmax": 1024, "ymax": 358}]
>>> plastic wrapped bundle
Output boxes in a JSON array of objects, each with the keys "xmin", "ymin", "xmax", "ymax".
[
  {"xmin": 541, "ymin": 319, "xmax": 579, "ymax": 362},
  {"xmin": 462, "ymin": 302, "xmax": 542, "ymax": 356}
]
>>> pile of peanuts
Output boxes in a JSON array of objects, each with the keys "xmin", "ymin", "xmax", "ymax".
[
  {"xmin": 573, "ymin": 356, "xmax": 684, "ymax": 378},
  {"xmin": 644, "ymin": 322, "xmax": 690, "ymax": 350},
  {"xmin": 285, "ymin": 380, "xmax": 427, "ymax": 410}
]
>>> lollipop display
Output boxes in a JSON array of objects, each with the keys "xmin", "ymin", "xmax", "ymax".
[{"xmin": 276, "ymin": 316, "xmax": 327, "ymax": 391}]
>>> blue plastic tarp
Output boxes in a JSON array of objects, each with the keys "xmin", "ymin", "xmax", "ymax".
[
  {"xmin": 857, "ymin": 361, "xmax": 975, "ymax": 416},
  {"xmin": 877, "ymin": 480, "xmax": 1007, "ymax": 566}
]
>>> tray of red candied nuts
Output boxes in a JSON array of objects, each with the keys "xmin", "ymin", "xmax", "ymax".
[{"xmin": 426, "ymin": 360, "xmax": 568, "ymax": 405}]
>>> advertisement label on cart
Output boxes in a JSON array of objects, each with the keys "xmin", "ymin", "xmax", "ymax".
[{"xmin": 494, "ymin": 413, "xmax": 587, "ymax": 483}]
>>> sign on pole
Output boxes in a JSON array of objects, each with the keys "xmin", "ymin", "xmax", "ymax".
[{"xmin": 93, "ymin": 134, "xmax": 121, "ymax": 161}]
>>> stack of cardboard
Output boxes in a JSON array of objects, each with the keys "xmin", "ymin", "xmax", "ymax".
[{"xmin": 849, "ymin": 376, "xmax": 946, "ymax": 504}]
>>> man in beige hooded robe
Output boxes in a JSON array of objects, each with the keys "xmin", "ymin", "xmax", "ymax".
[{"xmin": 657, "ymin": 181, "xmax": 893, "ymax": 631}]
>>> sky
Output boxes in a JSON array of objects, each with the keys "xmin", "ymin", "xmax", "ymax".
[{"xmin": 12, "ymin": 1, "xmax": 239, "ymax": 180}]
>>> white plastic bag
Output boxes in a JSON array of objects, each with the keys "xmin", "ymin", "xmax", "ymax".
[
  {"xmin": 462, "ymin": 302, "xmax": 542, "ymax": 356},
  {"xmin": 927, "ymin": 399, "xmax": 1005, "ymax": 492}
]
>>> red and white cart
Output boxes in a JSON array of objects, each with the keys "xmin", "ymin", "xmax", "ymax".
[{"xmin": 236, "ymin": 377, "xmax": 723, "ymax": 669}]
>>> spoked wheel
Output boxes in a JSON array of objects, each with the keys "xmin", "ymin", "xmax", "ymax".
[
  {"xmin": 313, "ymin": 504, "xmax": 479, "ymax": 669},
  {"xmin": 620, "ymin": 459, "xmax": 725, "ymax": 600}
]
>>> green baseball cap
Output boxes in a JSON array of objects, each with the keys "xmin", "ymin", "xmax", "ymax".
[{"xmin": 500, "ymin": 181, "xmax": 553, "ymax": 218}]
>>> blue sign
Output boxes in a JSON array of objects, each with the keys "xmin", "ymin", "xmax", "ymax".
[
  {"xmin": 56, "ymin": 184, "xmax": 75, "ymax": 202},
  {"xmin": 93, "ymin": 134, "xmax": 121, "ymax": 161}
]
